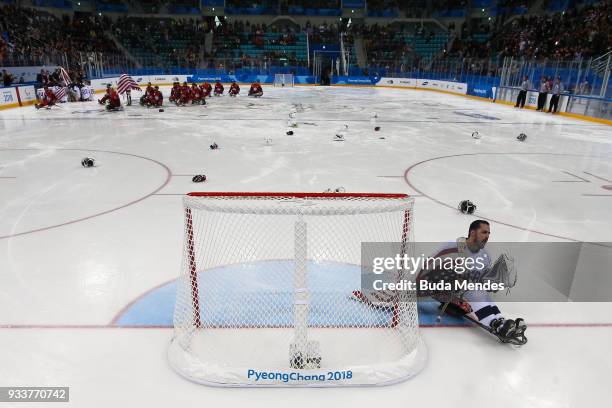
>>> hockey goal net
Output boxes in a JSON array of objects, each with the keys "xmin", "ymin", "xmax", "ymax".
[
  {"xmin": 168, "ymin": 192, "xmax": 426, "ymax": 387},
  {"xmin": 274, "ymin": 73, "xmax": 295, "ymax": 87}
]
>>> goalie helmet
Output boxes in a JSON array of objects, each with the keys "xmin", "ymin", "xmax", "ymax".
[
  {"xmin": 458, "ymin": 200, "xmax": 477, "ymax": 214},
  {"xmin": 81, "ymin": 157, "xmax": 95, "ymax": 168},
  {"xmin": 192, "ymin": 174, "xmax": 207, "ymax": 183},
  {"xmin": 517, "ymin": 133, "xmax": 527, "ymax": 141},
  {"xmin": 471, "ymin": 131, "xmax": 481, "ymax": 139}
]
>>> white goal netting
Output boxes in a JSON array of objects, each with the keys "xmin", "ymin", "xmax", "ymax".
[
  {"xmin": 274, "ymin": 73, "xmax": 295, "ymax": 87},
  {"xmin": 168, "ymin": 192, "xmax": 426, "ymax": 387}
]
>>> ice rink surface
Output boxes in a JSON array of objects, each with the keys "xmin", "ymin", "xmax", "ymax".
[{"xmin": 1, "ymin": 85, "xmax": 611, "ymax": 407}]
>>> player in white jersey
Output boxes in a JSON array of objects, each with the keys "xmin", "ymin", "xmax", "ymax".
[
  {"xmin": 351, "ymin": 220, "xmax": 527, "ymax": 345},
  {"xmin": 80, "ymin": 85, "xmax": 93, "ymax": 101},
  {"xmin": 419, "ymin": 220, "xmax": 527, "ymax": 345}
]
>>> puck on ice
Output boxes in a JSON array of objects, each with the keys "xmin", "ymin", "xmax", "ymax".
[
  {"xmin": 159, "ymin": 109, "xmax": 164, "ymax": 112},
  {"xmin": 192, "ymin": 174, "xmax": 207, "ymax": 183}
]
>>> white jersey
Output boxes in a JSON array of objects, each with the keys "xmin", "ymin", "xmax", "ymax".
[
  {"xmin": 81, "ymin": 86, "xmax": 93, "ymax": 101},
  {"xmin": 70, "ymin": 85, "xmax": 81, "ymax": 101}
]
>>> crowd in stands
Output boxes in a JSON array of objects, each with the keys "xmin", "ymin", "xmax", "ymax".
[
  {"xmin": 1, "ymin": 1, "xmax": 611, "ymax": 77},
  {"xmin": 285, "ymin": 1, "xmax": 340, "ymax": 9},
  {"xmin": 135, "ymin": 0, "xmax": 163, "ymax": 14},
  {"xmin": 434, "ymin": 0, "xmax": 466, "ymax": 15},
  {"xmin": 445, "ymin": 1, "xmax": 610, "ymax": 62},
  {"xmin": 399, "ymin": 0, "xmax": 427, "ymax": 18},
  {"xmin": 0, "ymin": 4, "xmax": 119, "ymax": 69},
  {"xmin": 212, "ymin": 20, "xmax": 317, "ymax": 70},
  {"xmin": 112, "ymin": 16, "xmax": 208, "ymax": 68},
  {"xmin": 497, "ymin": 0, "xmax": 536, "ymax": 12},
  {"xmin": 492, "ymin": 1, "xmax": 611, "ymax": 60},
  {"xmin": 349, "ymin": 22, "xmax": 447, "ymax": 68}
]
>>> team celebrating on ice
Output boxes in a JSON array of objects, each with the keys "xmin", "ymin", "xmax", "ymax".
[{"xmin": 35, "ymin": 75, "xmax": 264, "ymax": 111}]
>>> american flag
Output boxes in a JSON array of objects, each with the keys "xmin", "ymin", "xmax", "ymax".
[
  {"xmin": 58, "ymin": 67, "xmax": 71, "ymax": 86},
  {"xmin": 117, "ymin": 74, "xmax": 141, "ymax": 94},
  {"xmin": 53, "ymin": 86, "xmax": 66, "ymax": 100},
  {"xmin": 50, "ymin": 67, "xmax": 71, "ymax": 101}
]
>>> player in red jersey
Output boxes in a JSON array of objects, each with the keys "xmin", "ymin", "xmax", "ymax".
[
  {"xmin": 214, "ymin": 81, "xmax": 224, "ymax": 96},
  {"xmin": 35, "ymin": 86, "xmax": 57, "ymax": 109},
  {"xmin": 228, "ymin": 81, "xmax": 240, "ymax": 97},
  {"xmin": 191, "ymin": 83, "xmax": 204, "ymax": 104},
  {"xmin": 98, "ymin": 85, "xmax": 121, "ymax": 111},
  {"xmin": 178, "ymin": 82, "xmax": 192, "ymax": 105},
  {"xmin": 200, "ymin": 81, "xmax": 212, "ymax": 98},
  {"xmin": 151, "ymin": 86, "xmax": 163, "ymax": 107},
  {"xmin": 169, "ymin": 82, "xmax": 181, "ymax": 104},
  {"xmin": 248, "ymin": 80, "xmax": 263, "ymax": 97}
]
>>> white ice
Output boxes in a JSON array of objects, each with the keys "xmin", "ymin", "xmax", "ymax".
[{"xmin": 0, "ymin": 86, "xmax": 611, "ymax": 407}]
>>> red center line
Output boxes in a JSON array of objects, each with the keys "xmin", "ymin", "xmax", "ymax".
[{"xmin": 1, "ymin": 322, "xmax": 611, "ymax": 329}]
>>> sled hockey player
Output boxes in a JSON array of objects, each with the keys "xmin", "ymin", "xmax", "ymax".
[
  {"xmin": 169, "ymin": 82, "xmax": 181, "ymax": 104},
  {"xmin": 139, "ymin": 93, "xmax": 150, "ymax": 107},
  {"xmin": 200, "ymin": 81, "xmax": 212, "ymax": 98},
  {"xmin": 228, "ymin": 81, "xmax": 240, "ymax": 97},
  {"xmin": 177, "ymin": 82, "xmax": 192, "ymax": 106},
  {"xmin": 35, "ymin": 85, "xmax": 57, "ymax": 109},
  {"xmin": 248, "ymin": 80, "xmax": 263, "ymax": 97},
  {"xmin": 422, "ymin": 220, "xmax": 526, "ymax": 344},
  {"xmin": 151, "ymin": 86, "xmax": 163, "ymax": 107},
  {"xmin": 190, "ymin": 83, "xmax": 204, "ymax": 104},
  {"xmin": 67, "ymin": 83, "xmax": 81, "ymax": 102},
  {"xmin": 352, "ymin": 220, "xmax": 527, "ymax": 345},
  {"xmin": 214, "ymin": 81, "xmax": 224, "ymax": 96},
  {"xmin": 139, "ymin": 82, "xmax": 155, "ymax": 106},
  {"xmin": 98, "ymin": 85, "xmax": 121, "ymax": 111},
  {"xmin": 80, "ymin": 83, "xmax": 93, "ymax": 101}
]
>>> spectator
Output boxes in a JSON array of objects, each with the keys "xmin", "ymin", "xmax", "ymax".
[{"xmin": 2, "ymin": 69, "xmax": 14, "ymax": 87}]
